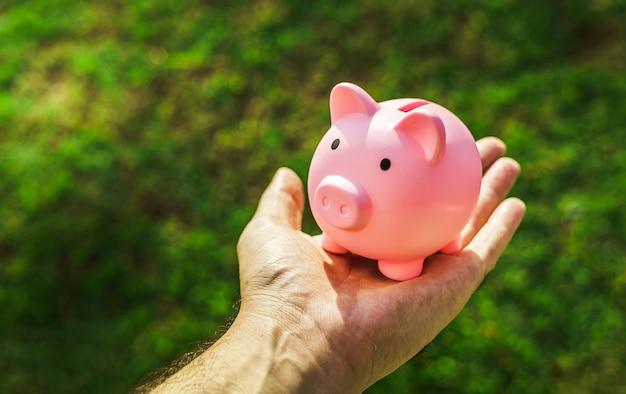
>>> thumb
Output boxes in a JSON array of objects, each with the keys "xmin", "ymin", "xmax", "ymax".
[
  {"xmin": 237, "ymin": 168, "xmax": 306, "ymax": 285},
  {"xmin": 252, "ymin": 167, "xmax": 305, "ymax": 231}
]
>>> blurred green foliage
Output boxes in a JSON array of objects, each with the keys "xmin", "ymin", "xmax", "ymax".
[{"xmin": 1, "ymin": 0, "xmax": 625, "ymax": 392}]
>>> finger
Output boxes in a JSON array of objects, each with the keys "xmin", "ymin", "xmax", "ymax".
[
  {"xmin": 463, "ymin": 197, "xmax": 526, "ymax": 275},
  {"xmin": 253, "ymin": 167, "xmax": 305, "ymax": 230},
  {"xmin": 236, "ymin": 168, "xmax": 306, "ymax": 280},
  {"xmin": 392, "ymin": 197, "xmax": 525, "ymax": 347},
  {"xmin": 461, "ymin": 157, "xmax": 521, "ymax": 246},
  {"xmin": 476, "ymin": 136, "xmax": 506, "ymax": 172}
]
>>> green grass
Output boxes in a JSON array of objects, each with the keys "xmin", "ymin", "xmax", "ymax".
[{"xmin": 1, "ymin": 0, "xmax": 625, "ymax": 392}]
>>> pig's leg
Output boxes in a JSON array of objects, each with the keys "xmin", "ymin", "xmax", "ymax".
[
  {"xmin": 378, "ymin": 259, "xmax": 425, "ymax": 281},
  {"xmin": 320, "ymin": 233, "xmax": 349, "ymax": 254},
  {"xmin": 439, "ymin": 234, "xmax": 462, "ymax": 254}
]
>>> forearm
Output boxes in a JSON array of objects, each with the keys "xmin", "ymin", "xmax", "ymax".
[{"xmin": 150, "ymin": 306, "xmax": 352, "ymax": 393}]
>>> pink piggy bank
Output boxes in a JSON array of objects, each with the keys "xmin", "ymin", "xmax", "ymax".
[{"xmin": 307, "ymin": 82, "xmax": 482, "ymax": 281}]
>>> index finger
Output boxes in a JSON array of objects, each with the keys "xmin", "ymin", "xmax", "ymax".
[{"xmin": 477, "ymin": 136, "xmax": 507, "ymax": 172}]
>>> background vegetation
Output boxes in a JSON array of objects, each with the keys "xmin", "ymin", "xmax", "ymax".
[{"xmin": 1, "ymin": 0, "xmax": 625, "ymax": 392}]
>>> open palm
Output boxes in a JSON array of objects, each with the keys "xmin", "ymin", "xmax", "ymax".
[{"xmin": 236, "ymin": 137, "xmax": 526, "ymax": 392}]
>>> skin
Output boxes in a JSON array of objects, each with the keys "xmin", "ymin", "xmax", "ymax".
[{"xmin": 148, "ymin": 137, "xmax": 526, "ymax": 394}]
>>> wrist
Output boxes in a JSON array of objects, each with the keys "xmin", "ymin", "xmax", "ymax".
[
  {"xmin": 152, "ymin": 302, "xmax": 357, "ymax": 393},
  {"xmin": 229, "ymin": 302, "xmax": 356, "ymax": 393}
]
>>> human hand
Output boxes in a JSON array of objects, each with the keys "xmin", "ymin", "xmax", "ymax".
[
  {"xmin": 234, "ymin": 136, "xmax": 526, "ymax": 392},
  {"xmin": 149, "ymin": 137, "xmax": 525, "ymax": 394}
]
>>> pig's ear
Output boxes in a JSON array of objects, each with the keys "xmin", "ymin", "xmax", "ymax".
[
  {"xmin": 329, "ymin": 82, "xmax": 378, "ymax": 123},
  {"xmin": 395, "ymin": 109, "xmax": 446, "ymax": 164}
]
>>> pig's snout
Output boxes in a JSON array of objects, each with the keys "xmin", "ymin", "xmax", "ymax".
[{"xmin": 314, "ymin": 175, "xmax": 371, "ymax": 231}]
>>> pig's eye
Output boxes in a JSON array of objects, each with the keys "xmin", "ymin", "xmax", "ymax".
[
  {"xmin": 331, "ymin": 138, "xmax": 340, "ymax": 150},
  {"xmin": 380, "ymin": 158, "xmax": 391, "ymax": 171}
]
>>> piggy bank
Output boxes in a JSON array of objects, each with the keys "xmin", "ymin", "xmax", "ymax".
[{"xmin": 307, "ymin": 82, "xmax": 481, "ymax": 281}]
